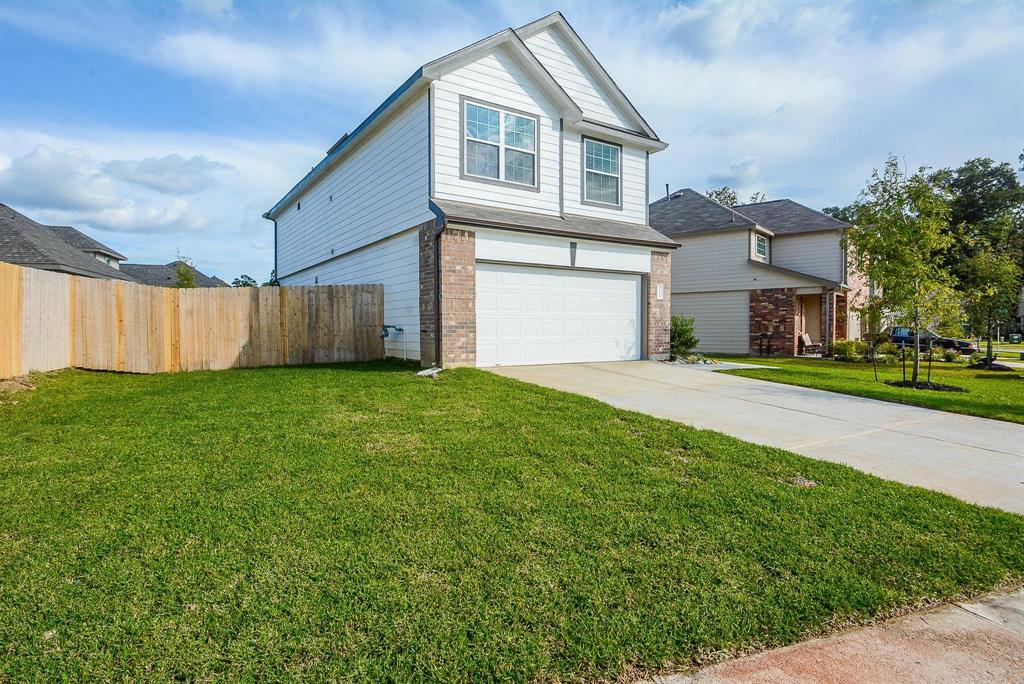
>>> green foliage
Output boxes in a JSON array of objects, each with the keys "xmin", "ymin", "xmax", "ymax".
[
  {"xmin": 844, "ymin": 156, "xmax": 962, "ymax": 383},
  {"xmin": 962, "ymin": 246, "xmax": 1023, "ymax": 363},
  {"xmin": 670, "ymin": 315, "xmax": 700, "ymax": 359},
  {"xmin": 231, "ymin": 274, "xmax": 258, "ymax": 287},
  {"xmin": 1, "ymin": 364, "xmax": 1022, "ymax": 680},
  {"xmin": 822, "ymin": 204, "xmax": 858, "ymax": 223},
  {"xmin": 174, "ymin": 262, "xmax": 196, "ymax": 288},
  {"xmin": 705, "ymin": 187, "xmax": 768, "ymax": 207},
  {"xmin": 943, "ymin": 348, "xmax": 960, "ymax": 363},
  {"xmin": 262, "ymin": 269, "xmax": 280, "ymax": 287},
  {"xmin": 833, "ymin": 340, "xmax": 867, "ymax": 361}
]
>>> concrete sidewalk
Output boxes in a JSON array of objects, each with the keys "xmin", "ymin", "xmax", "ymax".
[
  {"xmin": 647, "ymin": 589, "xmax": 1024, "ymax": 684},
  {"xmin": 489, "ymin": 361, "xmax": 1024, "ymax": 513}
]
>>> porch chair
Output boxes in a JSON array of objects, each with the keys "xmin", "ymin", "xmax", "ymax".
[{"xmin": 799, "ymin": 333, "xmax": 822, "ymax": 355}]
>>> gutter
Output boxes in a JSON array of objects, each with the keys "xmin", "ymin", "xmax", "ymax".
[{"xmin": 262, "ymin": 212, "xmax": 278, "ymax": 283}]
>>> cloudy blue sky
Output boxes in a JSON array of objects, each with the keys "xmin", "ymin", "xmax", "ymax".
[{"xmin": 1, "ymin": 0, "xmax": 1021, "ymax": 282}]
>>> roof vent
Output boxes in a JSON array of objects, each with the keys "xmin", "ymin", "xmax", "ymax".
[{"xmin": 326, "ymin": 133, "xmax": 349, "ymax": 155}]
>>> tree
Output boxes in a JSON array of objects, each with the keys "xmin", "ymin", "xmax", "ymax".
[
  {"xmin": 930, "ymin": 158, "xmax": 1024, "ymax": 285},
  {"xmin": 844, "ymin": 156, "xmax": 961, "ymax": 386},
  {"xmin": 705, "ymin": 186, "xmax": 738, "ymax": 207},
  {"xmin": 232, "ymin": 274, "xmax": 258, "ymax": 287},
  {"xmin": 262, "ymin": 269, "xmax": 280, "ymax": 287},
  {"xmin": 962, "ymin": 243, "xmax": 1022, "ymax": 366},
  {"xmin": 705, "ymin": 187, "xmax": 767, "ymax": 207},
  {"xmin": 822, "ymin": 204, "xmax": 858, "ymax": 223}
]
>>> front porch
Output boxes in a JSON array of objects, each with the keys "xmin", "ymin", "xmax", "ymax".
[{"xmin": 749, "ymin": 287, "xmax": 848, "ymax": 356}]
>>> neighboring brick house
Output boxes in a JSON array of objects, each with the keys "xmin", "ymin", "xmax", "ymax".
[
  {"xmin": 649, "ymin": 189, "xmax": 867, "ymax": 356},
  {"xmin": 265, "ymin": 12, "xmax": 676, "ymax": 367}
]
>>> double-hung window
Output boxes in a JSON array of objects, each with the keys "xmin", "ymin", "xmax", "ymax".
[
  {"xmin": 464, "ymin": 101, "xmax": 537, "ymax": 187},
  {"xmin": 583, "ymin": 138, "xmax": 621, "ymax": 206}
]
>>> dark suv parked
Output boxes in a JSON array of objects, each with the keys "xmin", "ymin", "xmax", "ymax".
[{"xmin": 887, "ymin": 327, "xmax": 977, "ymax": 354}]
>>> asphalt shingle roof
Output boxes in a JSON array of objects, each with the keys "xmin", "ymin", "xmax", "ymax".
[
  {"xmin": 649, "ymin": 189, "xmax": 853, "ymax": 238},
  {"xmin": 648, "ymin": 189, "xmax": 756, "ymax": 237},
  {"xmin": 43, "ymin": 225, "xmax": 127, "ymax": 260},
  {"xmin": 120, "ymin": 262, "xmax": 228, "ymax": 288},
  {"xmin": 732, "ymin": 199, "xmax": 851, "ymax": 235},
  {"xmin": 432, "ymin": 198, "xmax": 678, "ymax": 248},
  {"xmin": 0, "ymin": 203, "xmax": 135, "ymax": 281}
]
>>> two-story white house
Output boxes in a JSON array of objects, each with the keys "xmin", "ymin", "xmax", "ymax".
[
  {"xmin": 649, "ymin": 189, "xmax": 867, "ymax": 356},
  {"xmin": 264, "ymin": 12, "xmax": 676, "ymax": 367}
]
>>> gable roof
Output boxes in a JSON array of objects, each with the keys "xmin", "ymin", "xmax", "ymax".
[
  {"xmin": 43, "ymin": 225, "xmax": 127, "ymax": 260},
  {"xmin": 649, "ymin": 188, "xmax": 760, "ymax": 238},
  {"xmin": 120, "ymin": 262, "xmax": 228, "ymax": 288},
  {"xmin": 732, "ymin": 199, "xmax": 851, "ymax": 236},
  {"xmin": 265, "ymin": 12, "xmax": 664, "ymax": 220},
  {"xmin": 515, "ymin": 12, "xmax": 659, "ymax": 140},
  {"xmin": 432, "ymin": 198, "xmax": 677, "ymax": 248},
  {"xmin": 0, "ymin": 204, "xmax": 135, "ymax": 281}
]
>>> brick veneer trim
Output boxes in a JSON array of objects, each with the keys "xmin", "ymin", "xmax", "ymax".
[
  {"xmin": 647, "ymin": 251, "xmax": 672, "ymax": 360},
  {"xmin": 749, "ymin": 288, "xmax": 799, "ymax": 356}
]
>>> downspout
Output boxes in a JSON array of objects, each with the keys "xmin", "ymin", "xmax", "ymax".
[
  {"xmin": 428, "ymin": 200, "xmax": 446, "ymax": 367},
  {"xmin": 262, "ymin": 211, "xmax": 278, "ymax": 283}
]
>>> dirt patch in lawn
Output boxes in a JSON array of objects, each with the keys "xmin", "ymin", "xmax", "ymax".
[{"xmin": 0, "ymin": 376, "xmax": 35, "ymax": 402}]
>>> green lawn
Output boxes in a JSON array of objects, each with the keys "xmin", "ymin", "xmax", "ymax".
[
  {"xmin": 1, "ymin": 363, "xmax": 1022, "ymax": 682},
  {"xmin": 720, "ymin": 357, "xmax": 1024, "ymax": 424}
]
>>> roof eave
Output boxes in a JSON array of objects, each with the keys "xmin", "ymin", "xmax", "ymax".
[{"xmin": 746, "ymin": 258, "xmax": 843, "ymax": 289}]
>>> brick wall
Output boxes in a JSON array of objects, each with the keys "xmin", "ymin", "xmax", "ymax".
[
  {"xmin": 647, "ymin": 251, "xmax": 672, "ymax": 360},
  {"xmin": 835, "ymin": 292, "xmax": 848, "ymax": 340},
  {"xmin": 418, "ymin": 221, "xmax": 437, "ymax": 367},
  {"xmin": 749, "ymin": 288, "xmax": 799, "ymax": 355},
  {"xmin": 438, "ymin": 228, "xmax": 476, "ymax": 367},
  {"xmin": 418, "ymin": 223, "xmax": 477, "ymax": 367}
]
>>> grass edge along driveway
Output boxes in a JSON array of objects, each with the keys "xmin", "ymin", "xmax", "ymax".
[
  {"xmin": 718, "ymin": 356, "xmax": 1024, "ymax": 424},
  {"xmin": 1, "ymin": 361, "xmax": 1022, "ymax": 682}
]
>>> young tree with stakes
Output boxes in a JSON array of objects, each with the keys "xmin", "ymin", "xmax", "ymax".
[{"xmin": 845, "ymin": 156, "xmax": 961, "ymax": 387}]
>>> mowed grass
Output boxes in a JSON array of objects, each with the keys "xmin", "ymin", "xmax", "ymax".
[
  {"xmin": 1, "ymin": 362, "xmax": 1022, "ymax": 682},
  {"xmin": 721, "ymin": 356, "xmax": 1024, "ymax": 424}
]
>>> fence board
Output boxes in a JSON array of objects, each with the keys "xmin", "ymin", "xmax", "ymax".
[{"xmin": 0, "ymin": 262, "xmax": 384, "ymax": 379}]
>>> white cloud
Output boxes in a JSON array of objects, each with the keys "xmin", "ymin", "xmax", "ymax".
[
  {"xmin": 0, "ymin": 146, "xmax": 118, "ymax": 211},
  {"xmin": 102, "ymin": 154, "xmax": 234, "ymax": 194}
]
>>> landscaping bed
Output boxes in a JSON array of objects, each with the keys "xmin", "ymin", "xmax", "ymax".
[
  {"xmin": 721, "ymin": 356, "xmax": 1023, "ymax": 424},
  {"xmin": 1, "ymin": 362, "xmax": 1022, "ymax": 681}
]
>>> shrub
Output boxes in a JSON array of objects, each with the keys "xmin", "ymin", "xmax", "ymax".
[
  {"xmin": 833, "ymin": 340, "xmax": 867, "ymax": 362},
  {"xmin": 670, "ymin": 316, "xmax": 700, "ymax": 359},
  {"xmin": 943, "ymin": 348, "xmax": 959, "ymax": 363}
]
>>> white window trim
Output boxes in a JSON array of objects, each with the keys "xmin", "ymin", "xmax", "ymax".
[
  {"xmin": 460, "ymin": 97, "xmax": 539, "ymax": 191},
  {"xmin": 581, "ymin": 137, "xmax": 622, "ymax": 210},
  {"xmin": 755, "ymin": 233, "xmax": 768, "ymax": 259}
]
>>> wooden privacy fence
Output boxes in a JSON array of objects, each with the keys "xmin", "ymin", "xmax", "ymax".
[{"xmin": 0, "ymin": 261, "xmax": 384, "ymax": 379}]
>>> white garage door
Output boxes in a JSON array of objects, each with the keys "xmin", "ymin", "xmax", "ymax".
[{"xmin": 476, "ymin": 262, "xmax": 642, "ymax": 367}]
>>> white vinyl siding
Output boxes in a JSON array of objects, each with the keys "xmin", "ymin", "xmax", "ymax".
[
  {"xmin": 672, "ymin": 291, "xmax": 750, "ymax": 355},
  {"xmin": 562, "ymin": 129, "xmax": 647, "ymax": 223},
  {"xmin": 772, "ymin": 231, "xmax": 844, "ymax": 283},
  {"xmin": 279, "ymin": 229, "xmax": 421, "ymax": 360},
  {"xmin": 522, "ymin": 27, "xmax": 635, "ymax": 130},
  {"xmin": 275, "ymin": 93, "xmax": 431, "ymax": 278},
  {"xmin": 472, "ymin": 227, "xmax": 652, "ymax": 273},
  {"xmin": 476, "ymin": 262, "xmax": 642, "ymax": 367},
  {"xmin": 433, "ymin": 47, "xmax": 561, "ymax": 215}
]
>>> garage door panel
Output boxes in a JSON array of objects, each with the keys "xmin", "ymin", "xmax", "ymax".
[{"xmin": 476, "ymin": 262, "xmax": 642, "ymax": 367}]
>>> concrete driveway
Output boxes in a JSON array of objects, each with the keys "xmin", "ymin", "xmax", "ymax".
[{"xmin": 489, "ymin": 361, "xmax": 1024, "ymax": 514}]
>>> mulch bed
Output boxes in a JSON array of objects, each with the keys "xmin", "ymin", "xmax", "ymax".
[{"xmin": 884, "ymin": 380, "xmax": 967, "ymax": 393}]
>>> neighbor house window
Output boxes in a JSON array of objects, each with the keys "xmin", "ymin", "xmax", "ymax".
[
  {"xmin": 583, "ymin": 138, "xmax": 621, "ymax": 206},
  {"xmin": 464, "ymin": 101, "xmax": 537, "ymax": 187},
  {"xmin": 755, "ymin": 234, "xmax": 768, "ymax": 259}
]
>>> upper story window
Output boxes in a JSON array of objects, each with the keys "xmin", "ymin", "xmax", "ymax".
[
  {"xmin": 464, "ymin": 101, "xmax": 537, "ymax": 188},
  {"xmin": 755, "ymin": 233, "xmax": 768, "ymax": 259},
  {"xmin": 583, "ymin": 138, "xmax": 621, "ymax": 207}
]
